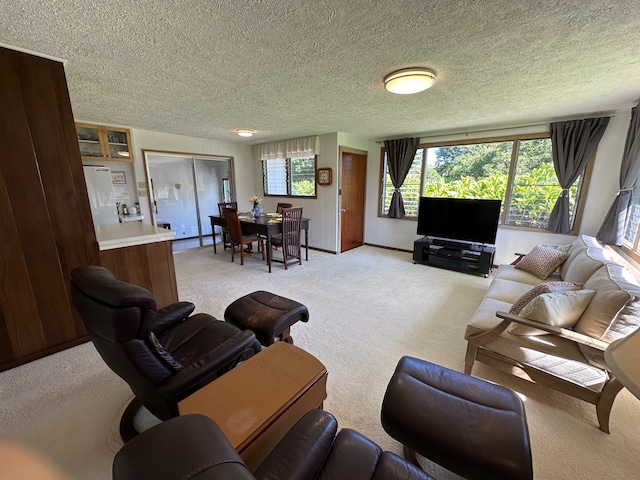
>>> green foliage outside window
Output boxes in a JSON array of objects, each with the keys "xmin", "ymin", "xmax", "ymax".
[
  {"xmin": 264, "ymin": 156, "xmax": 316, "ymax": 197},
  {"xmin": 381, "ymin": 137, "xmax": 581, "ymax": 230}
]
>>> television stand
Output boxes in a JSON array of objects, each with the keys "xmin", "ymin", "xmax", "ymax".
[{"xmin": 412, "ymin": 237, "xmax": 495, "ymax": 277}]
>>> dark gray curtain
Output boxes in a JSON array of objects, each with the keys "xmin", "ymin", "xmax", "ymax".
[
  {"xmin": 548, "ymin": 117, "xmax": 610, "ymax": 233},
  {"xmin": 384, "ymin": 137, "xmax": 420, "ymax": 218},
  {"xmin": 597, "ymin": 106, "xmax": 640, "ymax": 245}
]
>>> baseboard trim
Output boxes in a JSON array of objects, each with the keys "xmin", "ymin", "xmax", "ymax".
[
  {"xmin": 308, "ymin": 246, "xmax": 337, "ymax": 254},
  {"xmin": 364, "ymin": 243, "xmax": 412, "ymax": 254}
]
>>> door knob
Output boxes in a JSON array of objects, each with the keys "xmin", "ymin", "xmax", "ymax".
[{"xmin": 341, "ymin": 208, "xmax": 346, "ymax": 213}]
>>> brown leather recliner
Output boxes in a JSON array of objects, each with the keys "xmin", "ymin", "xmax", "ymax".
[
  {"xmin": 70, "ymin": 266, "xmax": 262, "ymax": 430},
  {"xmin": 112, "ymin": 410, "xmax": 433, "ymax": 480}
]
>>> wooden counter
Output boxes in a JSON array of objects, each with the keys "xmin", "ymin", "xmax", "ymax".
[
  {"xmin": 95, "ymin": 222, "xmax": 174, "ymax": 250},
  {"xmin": 97, "ymin": 223, "xmax": 179, "ymax": 307}
]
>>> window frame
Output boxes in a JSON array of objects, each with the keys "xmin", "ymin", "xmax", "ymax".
[
  {"xmin": 621, "ymin": 183, "xmax": 640, "ymax": 263},
  {"xmin": 262, "ymin": 155, "xmax": 318, "ymax": 199},
  {"xmin": 378, "ymin": 133, "xmax": 593, "ymax": 235}
]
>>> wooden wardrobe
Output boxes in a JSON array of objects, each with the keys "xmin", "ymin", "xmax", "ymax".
[{"xmin": 0, "ymin": 47, "xmax": 100, "ymax": 371}]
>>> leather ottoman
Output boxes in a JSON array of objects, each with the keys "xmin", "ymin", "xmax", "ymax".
[
  {"xmin": 224, "ymin": 291, "xmax": 309, "ymax": 346},
  {"xmin": 381, "ymin": 356, "xmax": 533, "ymax": 480}
]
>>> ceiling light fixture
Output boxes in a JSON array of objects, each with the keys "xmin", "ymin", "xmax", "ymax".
[
  {"xmin": 236, "ymin": 129, "xmax": 254, "ymax": 137},
  {"xmin": 384, "ymin": 68, "xmax": 436, "ymax": 94}
]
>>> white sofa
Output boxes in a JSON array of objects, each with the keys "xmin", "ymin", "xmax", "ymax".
[{"xmin": 464, "ymin": 235, "xmax": 640, "ymax": 433}]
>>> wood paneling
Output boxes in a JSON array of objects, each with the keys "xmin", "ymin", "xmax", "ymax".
[
  {"xmin": 0, "ymin": 47, "xmax": 99, "ymax": 371},
  {"xmin": 100, "ymin": 241, "xmax": 178, "ymax": 308}
]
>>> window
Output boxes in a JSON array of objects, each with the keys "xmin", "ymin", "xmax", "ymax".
[
  {"xmin": 263, "ymin": 156, "xmax": 317, "ymax": 197},
  {"xmin": 222, "ymin": 177, "xmax": 231, "ymax": 202},
  {"xmin": 623, "ymin": 182, "xmax": 640, "ymax": 253},
  {"xmin": 380, "ymin": 135, "xmax": 587, "ymax": 231}
]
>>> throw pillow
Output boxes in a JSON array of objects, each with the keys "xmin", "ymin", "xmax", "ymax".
[
  {"xmin": 509, "ymin": 281, "xmax": 583, "ymax": 314},
  {"xmin": 514, "ymin": 245, "xmax": 570, "ymax": 280},
  {"xmin": 149, "ymin": 331, "xmax": 184, "ymax": 371},
  {"xmin": 508, "ymin": 289, "xmax": 596, "ymax": 335}
]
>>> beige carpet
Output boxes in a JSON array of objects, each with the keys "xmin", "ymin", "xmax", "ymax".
[{"xmin": 1, "ymin": 245, "xmax": 639, "ymax": 479}]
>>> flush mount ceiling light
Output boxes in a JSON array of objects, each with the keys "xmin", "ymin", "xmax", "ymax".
[
  {"xmin": 384, "ymin": 68, "xmax": 436, "ymax": 94},
  {"xmin": 236, "ymin": 129, "xmax": 254, "ymax": 137}
]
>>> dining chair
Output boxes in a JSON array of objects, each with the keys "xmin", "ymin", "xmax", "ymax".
[
  {"xmin": 217, "ymin": 201, "xmax": 237, "ymax": 250},
  {"xmin": 221, "ymin": 207, "xmax": 265, "ymax": 265},
  {"xmin": 272, "ymin": 203, "xmax": 293, "ymax": 248},
  {"xmin": 276, "ymin": 202, "xmax": 293, "ymax": 214},
  {"xmin": 271, "ymin": 207, "xmax": 303, "ymax": 269}
]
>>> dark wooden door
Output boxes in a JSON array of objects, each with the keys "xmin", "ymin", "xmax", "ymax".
[
  {"xmin": 0, "ymin": 47, "xmax": 99, "ymax": 371},
  {"xmin": 340, "ymin": 151, "xmax": 367, "ymax": 252}
]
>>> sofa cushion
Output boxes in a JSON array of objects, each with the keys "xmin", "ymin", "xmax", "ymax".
[
  {"xmin": 557, "ymin": 235, "xmax": 603, "ymax": 279},
  {"xmin": 575, "ymin": 264, "xmax": 640, "ymax": 368},
  {"xmin": 559, "ymin": 245, "xmax": 587, "ymax": 279},
  {"xmin": 575, "ymin": 265, "xmax": 632, "ymax": 339},
  {"xmin": 494, "ymin": 264, "xmax": 560, "ymax": 285},
  {"xmin": 485, "ymin": 278, "xmax": 540, "ymax": 304},
  {"xmin": 561, "ymin": 247, "xmax": 608, "ymax": 284},
  {"xmin": 508, "ymin": 289, "xmax": 596, "ymax": 335},
  {"xmin": 515, "ymin": 246, "xmax": 569, "ymax": 280},
  {"xmin": 509, "ymin": 282, "xmax": 583, "ymax": 315}
]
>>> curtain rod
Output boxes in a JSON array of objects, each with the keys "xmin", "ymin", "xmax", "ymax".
[
  {"xmin": 375, "ymin": 114, "xmax": 617, "ymax": 144},
  {"xmin": 375, "ymin": 122, "xmax": 550, "ymax": 144}
]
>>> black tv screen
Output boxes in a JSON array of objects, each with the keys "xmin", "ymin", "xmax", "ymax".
[{"xmin": 417, "ymin": 197, "xmax": 501, "ymax": 245}]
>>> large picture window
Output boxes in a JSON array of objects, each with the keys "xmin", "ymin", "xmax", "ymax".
[
  {"xmin": 380, "ymin": 134, "xmax": 588, "ymax": 231},
  {"xmin": 263, "ymin": 156, "xmax": 317, "ymax": 197}
]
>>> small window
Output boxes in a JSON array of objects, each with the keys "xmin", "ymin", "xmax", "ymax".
[{"xmin": 263, "ymin": 156, "xmax": 317, "ymax": 197}]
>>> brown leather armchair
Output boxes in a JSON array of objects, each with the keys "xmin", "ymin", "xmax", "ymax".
[
  {"xmin": 70, "ymin": 266, "xmax": 261, "ymax": 435},
  {"xmin": 112, "ymin": 410, "xmax": 432, "ymax": 480}
]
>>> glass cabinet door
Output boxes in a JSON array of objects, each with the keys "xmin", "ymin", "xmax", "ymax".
[
  {"xmin": 76, "ymin": 125, "xmax": 102, "ymax": 157},
  {"xmin": 106, "ymin": 129, "xmax": 131, "ymax": 160}
]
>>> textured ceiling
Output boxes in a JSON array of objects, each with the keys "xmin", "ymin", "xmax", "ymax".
[{"xmin": 2, "ymin": 0, "xmax": 640, "ymax": 144}]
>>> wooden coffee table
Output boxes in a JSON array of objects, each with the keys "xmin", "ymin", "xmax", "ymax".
[{"xmin": 178, "ymin": 342, "xmax": 328, "ymax": 471}]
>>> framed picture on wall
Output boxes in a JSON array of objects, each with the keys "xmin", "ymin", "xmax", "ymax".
[
  {"xmin": 317, "ymin": 167, "xmax": 332, "ymax": 186},
  {"xmin": 111, "ymin": 171, "xmax": 127, "ymax": 184}
]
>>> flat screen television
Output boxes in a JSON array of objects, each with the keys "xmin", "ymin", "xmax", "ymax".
[{"xmin": 417, "ymin": 197, "xmax": 501, "ymax": 245}]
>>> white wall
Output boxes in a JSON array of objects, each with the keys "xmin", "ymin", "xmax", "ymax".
[{"xmin": 251, "ymin": 133, "xmax": 342, "ymax": 252}]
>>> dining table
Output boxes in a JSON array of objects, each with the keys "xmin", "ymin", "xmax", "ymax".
[{"xmin": 209, "ymin": 213, "xmax": 310, "ymax": 273}]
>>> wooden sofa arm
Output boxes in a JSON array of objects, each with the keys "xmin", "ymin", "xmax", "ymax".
[
  {"xmin": 511, "ymin": 253, "xmax": 528, "ymax": 265},
  {"xmin": 465, "ymin": 311, "xmax": 610, "ymax": 376},
  {"xmin": 495, "ymin": 311, "xmax": 609, "ymax": 351}
]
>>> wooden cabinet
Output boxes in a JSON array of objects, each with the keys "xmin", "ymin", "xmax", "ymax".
[
  {"xmin": 99, "ymin": 240, "xmax": 178, "ymax": 308},
  {"xmin": 76, "ymin": 122, "xmax": 134, "ymax": 162},
  {"xmin": 0, "ymin": 47, "xmax": 101, "ymax": 371}
]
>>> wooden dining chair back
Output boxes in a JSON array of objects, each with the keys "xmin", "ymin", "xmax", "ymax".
[
  {"xmin": 217, "ymin": 202, "xmax": 237, "ymax": 250},
  {"xmin": 272, "ymin": 207, "xmax": 303, "ymax": 269},
  {"xmin": 221, "ymin": 207, "xmax": 265, "ymax": 265},
  {"xmin": 276, "ymin": 202, "xmax": 293, "ymax": 214}
]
